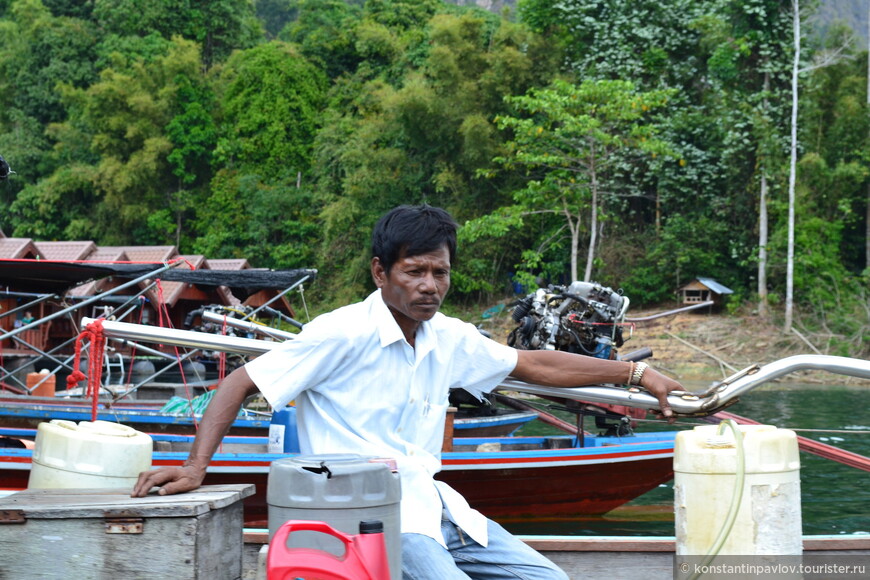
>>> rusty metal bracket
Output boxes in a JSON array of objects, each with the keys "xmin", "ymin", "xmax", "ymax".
[
  {"xmin": 105, "ymin": 517, "xmax": 144, "ymax": 534},
  {"xmin": 0, "ymin": 510, "xmax": 26, "ymax": 524}
]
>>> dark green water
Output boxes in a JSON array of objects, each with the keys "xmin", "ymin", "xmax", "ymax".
[{"xmin": 504, "ymin": 383, "xmax": 870, "ymax": 537}]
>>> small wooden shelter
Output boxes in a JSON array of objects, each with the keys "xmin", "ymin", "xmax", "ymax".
[{"xmin": 677, "ymin": 277, "xmax": 733, "ymax": 309}]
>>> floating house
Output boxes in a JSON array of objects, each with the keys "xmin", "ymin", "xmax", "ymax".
[{"xmin": 0, "ymin": 228, "xmax": 315, "ymax": 391}]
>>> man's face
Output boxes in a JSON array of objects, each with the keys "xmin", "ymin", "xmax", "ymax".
[{"xmin": 372, "ymin": 244, "xmax": 451, "ymax": 333}]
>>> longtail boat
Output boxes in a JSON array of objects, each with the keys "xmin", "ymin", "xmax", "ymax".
[{"xmin": 0, "ymin": 426, "xmax": 677, "ymax": 528}]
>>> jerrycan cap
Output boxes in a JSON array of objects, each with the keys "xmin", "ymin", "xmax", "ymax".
[{"xmin": 359, "ymin": 520, "xmax": 384, "ymax": 534}]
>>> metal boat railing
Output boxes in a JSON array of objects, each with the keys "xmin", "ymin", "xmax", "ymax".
[{"xmin": 84, "ymin": 318, "xmax": 870, "ymax": 417}]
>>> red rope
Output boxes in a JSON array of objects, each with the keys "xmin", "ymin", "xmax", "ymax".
[
  {"xmin": 66, "ymin": 319, "xmax": 106, "ymax": 421},
  {"xmin": 218, "ymin": 315, "xmax": 228, "ymax": 383},
  {"xmin": 0, "ymin": 341, "xmax": 6, "ymax": 392},
  {"xmin": 123, "ymin": 299, "xmax": 146, "ymax": 386},
  {"xmin": 154, "ymin": 280, "xmax": 199, "ymax": 429},
  {"xmin": 156, "ymin": 280, "xmax": 166, "ymax": 330}
]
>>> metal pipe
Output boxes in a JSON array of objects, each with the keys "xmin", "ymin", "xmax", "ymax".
[
  {"xmin": 24, "ymin": 346, "xmax": 92, "ymax": 395},
  {"xmin": 500, "ymin": 354, "xmax": 870, "ymax": 415},
  {"xmin": 201, "ymin": 311, "xmax": 298, "ymax": 341},
  {"xmin": 97, "ymin": 282, "xmax": 156, "ymax": 321},
  {"xmin": 9, "ymin": 334, "xmax": 75, "ymax": 373},
  {"xmin": 624, "ymin": 301, "xmax": 715, "ymax": 322},
  {"xmin": 117, "ymin": 349, "xmax": 203, "ymax": 400},
  {"xmin": 0, "ymin": 290, "xmax": 56, "ymax": 299},
  {"xmin": 0, "ymin": 262, "xmax": 178, "ymax": 342},
  {"xmin": 0, "ymin": 335, "xmax": 81, "ymax": 384},
  {"xmin": 261, "ymin": 305, "xmax": 304, "ymax": 329},
  {"xmin": 88, "ymin": 319, "xmax": 870, "ymax": 416},
  {"xmin": 106, "ymin": 337, "xmax": 190, "ymax": 360},
  {"xmin": 710, "ymin": 355, "xmax": 870, "ymax": 399},
  {"xmin": 0, "ymin": 293, "xmax": 57, "ymax": 320},
  {"xmin": 243, "ymin": 275, "xmax": 311, "ymax": 320},
  {"xmin": 85, "ymin": 318, "xmax": 281, "ymax": 356}
]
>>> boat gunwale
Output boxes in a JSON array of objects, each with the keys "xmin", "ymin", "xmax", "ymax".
[{"xmin": 0, "ymin": 427, "xmax": 678, "ymax": 472}]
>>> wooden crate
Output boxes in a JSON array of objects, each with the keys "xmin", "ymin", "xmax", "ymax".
[{"xmin": 0, "ymin": 484, "xmax": 254, "ymax": 580}]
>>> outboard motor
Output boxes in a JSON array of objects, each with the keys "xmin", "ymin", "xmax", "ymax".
[
  {"xmin": 507, "ymin": 281, "xmax": 642, "ymax": 435},
  {"xmin": 508, "ymin": 281, "xmax": 629, "ymax": 359}
]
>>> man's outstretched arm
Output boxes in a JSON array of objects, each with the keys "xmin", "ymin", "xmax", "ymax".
[
  {"xmin": 511, "ymin": 350, "xmax": 682, "ymax": 420},
  {"xmin": 131, "ymin": 366, "xmax": 259, "ymax": 497}
]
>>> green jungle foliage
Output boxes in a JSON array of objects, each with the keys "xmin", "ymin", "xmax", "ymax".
[{"xmin": 0, "ymin": 0, "xmax": 867, "ymax": 355}]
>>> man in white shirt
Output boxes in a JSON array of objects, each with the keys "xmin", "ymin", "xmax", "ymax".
[{"xmin": 133, "ymin": 204, "xmax": 682, "ymax": 579}]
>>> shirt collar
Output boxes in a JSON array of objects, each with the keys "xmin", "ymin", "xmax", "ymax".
[
  {"xmin": 371, "ymin": 289, "xmax": 437, "ymax": 359},
  {"xmin": 372, "ymin": 289, "xmax": 405, "ymax": 348}
]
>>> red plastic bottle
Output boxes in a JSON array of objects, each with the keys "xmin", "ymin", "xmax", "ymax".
[{"xmin": 267, "ymin": 519, "xmax": 391, "ymax": 580}]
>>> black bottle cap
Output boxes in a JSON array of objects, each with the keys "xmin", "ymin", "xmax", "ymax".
[{"xmin": 359, "ymin": 520, "xmax": 383, "ymax": 534}]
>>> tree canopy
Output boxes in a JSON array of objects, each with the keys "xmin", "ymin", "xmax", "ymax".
[{"xmin": 0, "ymin": 0, "xmax": 867, "ymax": 356}]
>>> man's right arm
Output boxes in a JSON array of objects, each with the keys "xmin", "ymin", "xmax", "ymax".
[{"xmin": 131, "ymin": 366, "xmax": 259, "ymax": 497}]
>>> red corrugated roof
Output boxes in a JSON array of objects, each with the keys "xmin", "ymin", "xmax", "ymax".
[
  {"xmin": 0, "ymin": 238, "xmax": 308, "ymax": 316},
  {"xmin": 84, "ymin": 247, "xmax": 130, "ymax": 263},
  {"xmin": 66, "ymin": 247, "xmax": 132, "ymax": 297},
  {"xmin": 98, "ymin": 245, "xmax": 178, "ymax": 263},
  {"xmin": 33, "ymin": 241, "xmax": 97, "ymax": 261},
  {"xmin": 206, "ymin": 258, "xmax": 250, "ymax": 270},
  {"xmin": 0, "ymin": 238, "xmax": 39, "ymax": 259}
]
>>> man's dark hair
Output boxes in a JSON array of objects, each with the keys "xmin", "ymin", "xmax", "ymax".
[{"xmin": 372, "ymin": 204, "xmax": 458, "ymax": 273}]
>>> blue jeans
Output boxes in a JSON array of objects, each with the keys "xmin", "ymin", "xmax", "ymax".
[{"xmin": 400, "ymin": 517, "xmax": 569, "ymax": 580}]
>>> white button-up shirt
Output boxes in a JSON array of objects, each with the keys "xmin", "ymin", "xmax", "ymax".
[{"xmin": 246, "ymin": 289, "xmax": 517, "ymax": 547}]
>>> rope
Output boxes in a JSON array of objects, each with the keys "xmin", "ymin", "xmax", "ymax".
[
  {"xmin": 154, "ymin": 280, "xmax": 198, "ymax": 429},
  {"xmin": 0, "ymin": 342, "xmax": 6, "ymax": 392},
  {"xmin": 66, "ymin": 318, "xmax": 106, "ymax": 422},
  {"xmin": 218, "ymin": 315, "xmax": 228, "ymax": 382},
  {"xmin": 123, "ymin": 298, "xmax": 146, "ymax": 386},
  {"xmin": 299, "ymin": 284, "xmax": 310, "ymax": 322},
  {"xmin": 789, "ymin": 428, "xmax": 870, "ymax": 435}
]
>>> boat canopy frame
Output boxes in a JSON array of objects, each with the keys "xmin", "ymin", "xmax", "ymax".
[{"xmin": 0, "ymin": 261, "xmax": 315, "ymax": 397}]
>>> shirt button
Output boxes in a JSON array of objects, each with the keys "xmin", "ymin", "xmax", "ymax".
[{"xmin": 409, "ymin": 398, "xmax": 415, "ymax": 404}]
